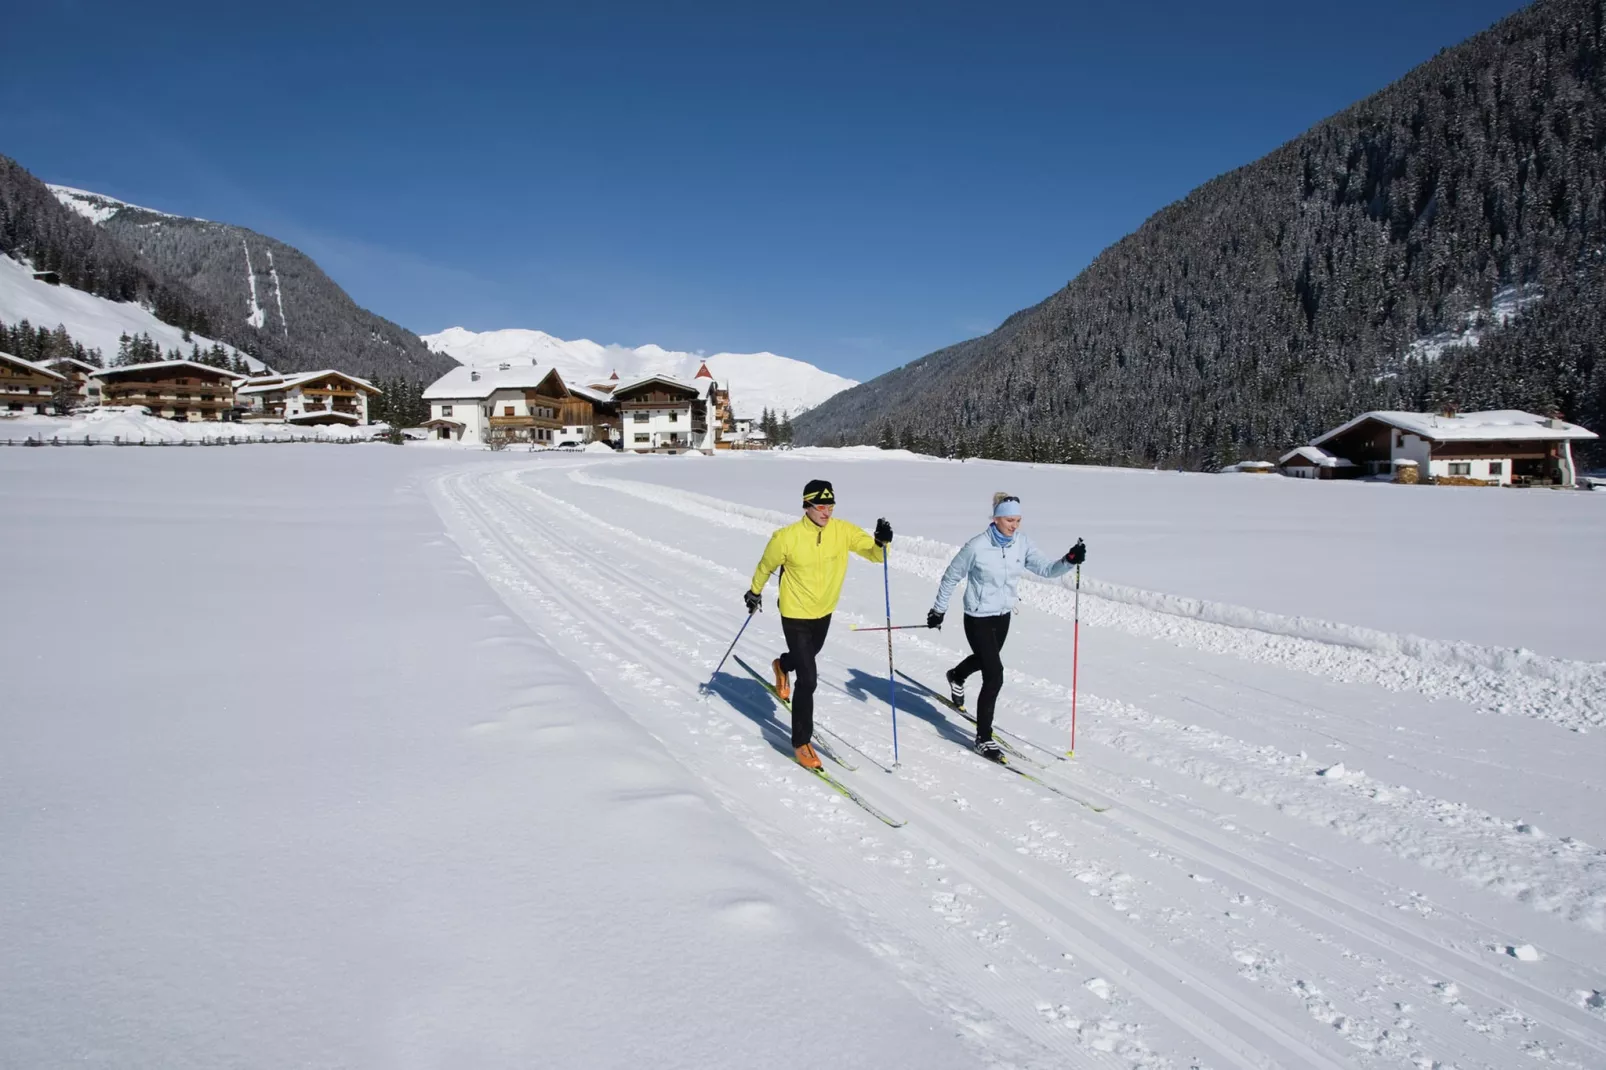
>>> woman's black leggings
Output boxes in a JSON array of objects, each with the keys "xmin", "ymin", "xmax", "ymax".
[
  {"xmin": 955, "ymin": 613, "xmax": 1012, "ymax": 743},
  {"xmin": 779, "ymin": 614, "xmax": 832, "ymax": 747}
]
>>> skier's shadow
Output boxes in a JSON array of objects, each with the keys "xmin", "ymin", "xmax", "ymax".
[
  {"xmin": 839, "ymin": 668, "xmax": 971, "ymax": 747},
  {"xmin": 703, "ymin": 673, "xmax": 800, "ymax": 761}
]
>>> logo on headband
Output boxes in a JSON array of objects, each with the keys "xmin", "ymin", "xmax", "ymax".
[{"xmin": 802, "ymin": 479, "xmax": 836, "ymax": 506}]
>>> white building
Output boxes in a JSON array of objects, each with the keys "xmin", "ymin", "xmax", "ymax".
[
  {"xmin": 421, "ymin": 362, "xmax": 616, "ymax": 446},
  {"xmin": 611, "ymin": 372, "xmax": 720, "ymax": 454},
  {"xmin": 235, "ymin": 370, "xmax": 380, "ymax": 426},
  {"xmin": 1310, "ymin": 409, "xmax": 1598, "ymax": 487}
]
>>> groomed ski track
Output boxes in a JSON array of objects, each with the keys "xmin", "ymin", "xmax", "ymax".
[{"xmin": 431, "ymin": 457, "xmax": 1606, "ymax": 1070}]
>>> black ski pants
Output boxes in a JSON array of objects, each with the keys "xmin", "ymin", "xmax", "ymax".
[
  {"xmin": 954, "ymin": 612, "xmax": 1012, "ymax": 744},
  {"xmin": 779, "ymin": 613, "xmax": 832, "ymax": 748}
]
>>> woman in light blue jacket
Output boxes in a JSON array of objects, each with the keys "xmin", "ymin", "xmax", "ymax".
[{"xmin": 926, "ymin": 493, "xmax": 1086, "ymax": 761}]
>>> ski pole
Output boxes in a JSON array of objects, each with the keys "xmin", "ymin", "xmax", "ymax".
[
  {"xmin": 883, "ymin": 550, "xmax": 900, "ymax": 766},
  {"xmin": 850, "ymin": 623, "xmax": 930, "ymax": 632},
  {"xmin": 1069, "ymin": 556, "xmax": 1081, "ymax": 757},
  {"xmin": 700, "ymin": 611, "xmax": 755, "ymax": 695}
]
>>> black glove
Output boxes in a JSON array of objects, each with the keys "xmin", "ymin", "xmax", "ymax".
[
  {"xmin": 744, "ymin": 589, "xmax": 762, "ymax": 614},
  {"xmin": 926, "ymin": 608, "xmax": 944, "ymax": 630},
  {"xmin": 1065, "ymin": 539, "xmax": 1087, "ymax": 566},
  {"xmin": 874, "ymin": 517, "xmax": 893, "ymax": 546}
]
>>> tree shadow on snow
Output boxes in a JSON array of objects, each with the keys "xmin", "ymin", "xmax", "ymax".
[
  {"xmin": 702, "ymin": 673, "xmax": 799, "ymax": 761},
  {"xmin": 839, "ymin": 668, "xmax": 971, "ymax": 747}
]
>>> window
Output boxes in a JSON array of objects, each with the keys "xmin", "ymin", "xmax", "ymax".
[
  {"xmin": 634, "ymin": 433, "xmax": 650, "ymax": 443},
  {"xmin": 441, "ymin": 405, "xmax": 453, "ymax": 417},
  {"xmin": 1396, "ymin": 433, "xmax": 1404, "ymax": 448},
  {"xmin": 1448, "ymin": 462, "xmax": 1471, "ymax": 476},
  {"xmin": 633, "ymin": 413, "xmax": 648, "ymax": 423},
  {"xmin": 504, "ymin": 406, "xmax": 515, "ymax": 417},
  {"xmin": 1489, "ymin": 461, "xmax": 1504, "ymax": 476},
  {"xmin": 482, "ymin": 407, "xmax": 491, "ymax": 419},
  {"xmin": 668, "ymin": 412, "xmax": 678, "ymax": 422}
]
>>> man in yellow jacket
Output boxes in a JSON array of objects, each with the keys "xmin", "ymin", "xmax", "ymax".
[{"xmin": 746, "ymin": 478, "xmax": 892, "ymax": 769}]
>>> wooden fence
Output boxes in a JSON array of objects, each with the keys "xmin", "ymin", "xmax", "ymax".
[{"xmin": 4, "ymin": 434, "xmax": 372, "ymax": 447}]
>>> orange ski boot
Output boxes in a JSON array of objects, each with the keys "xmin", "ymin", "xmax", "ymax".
[
  {"xmin": 771, "ymin": 658, "xmax": 791, "ymax": 701},
  {"xmin": 794, "ymin": 743, "xmax": 823, "ymax": 770}
]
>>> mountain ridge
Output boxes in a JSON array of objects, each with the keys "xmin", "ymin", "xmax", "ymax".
[
  {"xmin": 0, "ymin": 157, "xmax": 454, "ymax": 382},
  {"xmin": 793, "ymin": 0, "xmax": 1606, "ymax": 469},
  {"xmin": 423, "ymin": 326, "xmax": 857, "ymax": 418}
]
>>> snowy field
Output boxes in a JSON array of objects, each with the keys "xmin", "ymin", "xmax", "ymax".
[{"xmin": 4, "ymin": 446, "xmax": 1605, "ymax": 1069}]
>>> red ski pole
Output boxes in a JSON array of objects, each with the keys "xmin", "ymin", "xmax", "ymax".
[{"xmin": 1069, "ymin": 557, "xmax": 1081, "ymax": 758}]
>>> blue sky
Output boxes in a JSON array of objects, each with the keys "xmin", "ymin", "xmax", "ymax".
[{"xmin": 3, "ymin": 0, "xmax": 1527, "ymax": 380}]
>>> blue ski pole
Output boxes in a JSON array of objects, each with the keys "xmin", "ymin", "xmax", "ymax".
[
  {"xmin": 883, "ymin": 549, "xmax": 899, "ymax": 766},
  {"xmin": 700, "ymin": 610, "xmax": 755, "ymax": 695}
]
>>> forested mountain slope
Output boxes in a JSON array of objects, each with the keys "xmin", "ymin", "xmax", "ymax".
[{"xmin": 795, "ymin": 0, "xmax": 1606, "ymax": 469}]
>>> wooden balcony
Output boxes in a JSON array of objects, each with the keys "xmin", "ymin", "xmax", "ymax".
[
  {"xmin": 489, "ymin": 415, "xmax": 560, "ymax": 428},
  {"xmin": 103, "ymin": 392, "xmax": 233, "ymax": 409},
  {"xmin": 96, "ymin": 378, "xmax": 235, "ymax": 391}
]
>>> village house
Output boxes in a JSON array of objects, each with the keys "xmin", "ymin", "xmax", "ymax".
[
  {"xmin": 90, "ymin": 360, "xmax": 244, "ymax": 422},
  {"xmin": 565, "ymin": 383, "xmax": 622, "ymax": 445},
  {"xmin": 0, "ymin": 351, "xmax": 68, "ymax": 414},
  {"xmin": 1302, "ymin": 409, "xmax": 1598, "ymax": 487},
  {"xmin": 422, "ymin": 363, "xmax": 605, "ymax": 445},
  {"xmin": 612, "ymin": 370, "xmax": 720, "ymax": 454},
  {"xmin": 40, "ymin": 357, "xmax": 102, "ymax": 407},
  {"xmin": 235, "ymin": 370, "xmax": 381, "ymax": 426}
]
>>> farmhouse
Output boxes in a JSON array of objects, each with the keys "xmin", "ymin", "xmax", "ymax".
[
  {"xmin": 236, "ymin": 370, "xmax": 381, "ymax": 426},
  {"xmin": 1309, "ymin": 409, "xmax": 1598, "ymax": 487},
  {"xmin": 41, "ymin": 357, "xmax": 102, "ymax": 406},
  {"xmin": 422, "ymin": 364, "xmax": 606, "ymax": 446},
  {"xmin": 90, "ymin": 360, "xmax": 243, "ymax": 422},
  {"xmin": 612, "ymin": 372, "xmax": 719, "ymax": 454},
  {"xmin": 0, "ymin": 351, "xmax": 67, "ymax": 414}
]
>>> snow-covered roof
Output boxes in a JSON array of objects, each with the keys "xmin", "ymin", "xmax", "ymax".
[
  {"xmin": 1315, "ymin": 410, "xmax": 1598, "ymax": 446},
  {"xmin": 0, "ymin": 350, "xmax": 68, "ymax": 381},
  {"xmin": 1278, "ymin": 446, "xmax": 1356, "ymax": 467},
  {"xmin": 237, "ymin": 369, "xmax": 378, "ymax": 396},
  {"xmin": 42, "ymin": 356, "xmax": 100, "ymax": 375},
  {"xmin": 422, "ymin": 363, "xmax": 565, "ymax": 401},
  {"xmin": 611, "ymin": 373, "xmax": 703, "ymax": 399},
  {"xmin": 568, "ymin": 383, "xmax": 616, "ymax": 405},
  {"xmin": 90, "ymin": 359, "xmax": 246, "ymax": 380}
]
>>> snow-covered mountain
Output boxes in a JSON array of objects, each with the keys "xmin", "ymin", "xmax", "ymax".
[
  {"xmin": 49, "ymin": 185, "xmax": 193, "ymax": 225},
  {"xmin": 423, "ymin": 327, "xmax": 856, "ymax": 419},
  {"xmin": 0, "ymin": 252, "xmax": 264, "ymax": 370},
  {"xmin": 0, "ymin": 158, "xmax": 451, "ymax": 381}
]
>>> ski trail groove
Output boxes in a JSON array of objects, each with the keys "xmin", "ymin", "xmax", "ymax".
[{"xmin": 430, "ymin": 462, "xmax": 1606, "ymax": 1069}]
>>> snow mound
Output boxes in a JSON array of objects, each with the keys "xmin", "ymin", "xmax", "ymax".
[
  {"xmin": 1506, "ymin": 944, "xmax": 1541, "ymax": 961},
  {"xmin": 5, "ymin": 409, "xmax": 377, "ymax": 445},
  {"xmin": 582, "ymin": 441, "xmax": 615, "ymax": 454}
]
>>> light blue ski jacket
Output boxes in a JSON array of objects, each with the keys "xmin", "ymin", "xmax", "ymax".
[{"xmin": 932, "ymin": 528, "xmax": 1072, "ymax": 617}]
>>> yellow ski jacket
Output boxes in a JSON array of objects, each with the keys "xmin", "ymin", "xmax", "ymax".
[{"xmin": 750, "ymin": 515, "xmax": 884, "ymax": 619}]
